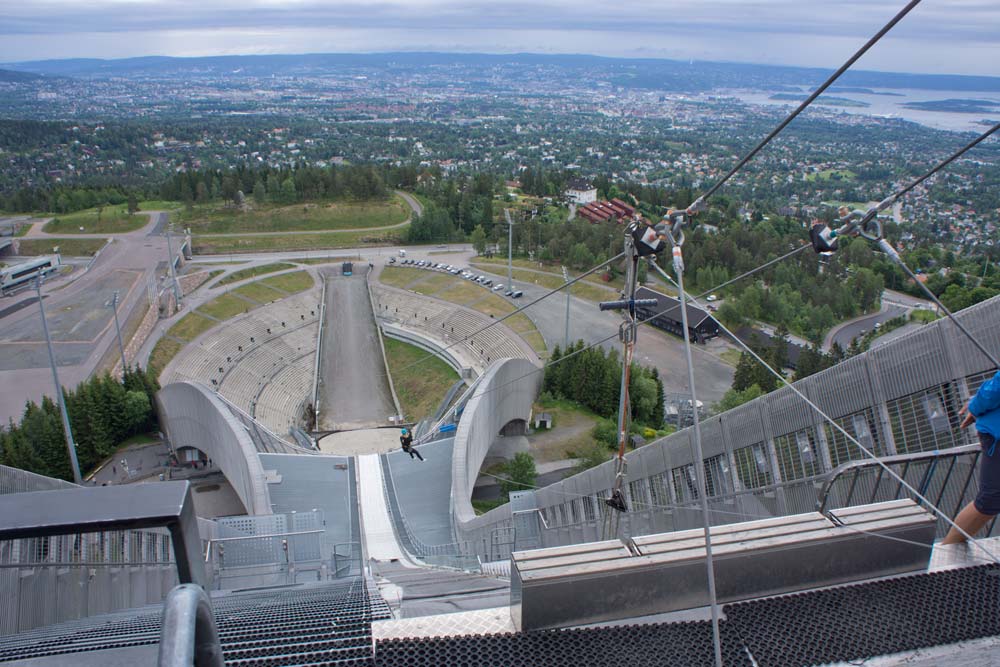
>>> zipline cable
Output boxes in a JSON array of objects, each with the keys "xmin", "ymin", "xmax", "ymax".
[
  {"xmin": 415, "ymin": 232, "xmax": 823, "ymax": 442},
  {"xmin": 378, "ymin": 252, "xmax": 626, "ymax": 380},
  {"xmin": 649, "ymin": 258, "xmax": 1000, "ymax": 567},
  {"xmin": 686, "ymin": 0, "xmax": 923, "ymax": 213}
]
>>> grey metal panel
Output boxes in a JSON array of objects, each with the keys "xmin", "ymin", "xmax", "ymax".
[
  {"xmin": 512, "ymin": 500, "xmax": 935, "ymax": 631},
  {"xmin": 764, "ymin": 384, "xmax": 814, "ymax": 438},
  {"xmin": 258, "ymin": 453, "xmax": 353, "ymax": 557},
  {"xmin": 872, "ymin": 325, "xmax": 953, "ymax": 400},
  {"xmin": 804, "ymin": 354, "xmax": 873, "ymax": 419},
  {"xmin": 697, "ymin": 418, "xmax": 726, "ymax": 458},
  {"xmin": 720, "ymin": 402, "xmax": 765, "ymax": 450},
  {"xmin": 946, "ymin": 296, "xmax": 1000, "ymax": 376}
]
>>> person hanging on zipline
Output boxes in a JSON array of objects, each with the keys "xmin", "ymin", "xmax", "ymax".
[
  {"xmin": 400, "ymin": 428, "xmax": 424, "ymax": 461},
  {"xmin": 942, "ymin": 369, "xmax": 1000, "ymax": 545}
]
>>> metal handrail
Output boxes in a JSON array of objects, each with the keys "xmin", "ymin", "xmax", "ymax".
[
  {"xmin": 379, "ymin": 454, "xmax": 469, "ymax": 560},
  {"xmin": 0, "ymin": 561, "xmax": 175, "ymax": 569},
  {"xmin": 207, "ymin": 529, "xmax": 323, "ymax": 544},
  {"xmin": 157, "ymin": 584, "xmax": 224, "ymax": 667},
  {"xmin": 816, "ymin": 444, "xmax": 979, "ymax": 513}
]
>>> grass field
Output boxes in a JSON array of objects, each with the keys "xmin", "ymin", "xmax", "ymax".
[
  {"xmin": 192, "ymin": 229, "xmax": 404, "ymax": 254},
  {"xmin": 527, "ymin": 397, "xmax": 602, "ymax": 464},
  {"xmin": 378, "ymin": 267, "xmax": 546, "ymax": 355},
  {"xmin": 471, "ymin": 260, "xmax": 622, "ymax": 300},
  {"xmin": 719, "ymin": 348, "xmax": 743, "ymax": 366},
  {"xmin": 178, "ymin": 196, "xmax": 408, "ymax": 234},
  {"xmin": 198, "ymin": 293, "xmax": 252, "ymax": 320},
  {"xmin": 168, "ymin": 312, "xmax": 217, "ymax": 342},
  {"xmin": 232, "ymin": 282, "xmax": 283, "ymax": 303},
  {"xmin": 806, "ymin": 169, "xmax": 857, "ymax": 182},
  {"xmin": 259, "ymin": 271, "xmax": 313, "ymax": 294},
  {"xmin": 149, "ymin": 338, "xmax": 183, "ymax": 377},
  {"xmin": 216, "ymin": 263, "xmax": 295, "ymax": 286},
  {"xmin": 149, "ymin": 271, "xmax": 312, "ymax": 380},
  {"xmin": 378, "ymin": 266, "xmax": 417, "ymax": 289},
  {"xmin": 435, "ymin": 281, "xmax": 485, "ymax": 304},
  {"xmin": 16, "ymin": 238, "xmax": 107, "ymax": 256},
  {"xmin": 383, "ymin": 337, "xmax": 460, "ymax": 421},
  {"xmin": 43, "ymin": 205, "xmax": 149, "ymax": 235},
  {"xmin": 409, "ymin": 273, "xmax": 458, "ymax": 295}
]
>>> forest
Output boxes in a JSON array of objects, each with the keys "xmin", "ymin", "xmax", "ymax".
[{"xmin": 0, "ymin": 367, "xmax": 161, "ymax": 482}]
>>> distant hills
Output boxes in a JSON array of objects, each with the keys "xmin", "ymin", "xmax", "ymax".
[
  {"xmin": 0, "ymin": 68, "xmax": 44, "ymax": 83},
  {"xmin": 2, "ymin": 52, "xmax": 1000, "ymax": 93}
]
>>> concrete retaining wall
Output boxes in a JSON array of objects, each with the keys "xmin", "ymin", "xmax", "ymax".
[{"xmin": 156, "ymin": 381, "xmax": 272, "ymax": 515}]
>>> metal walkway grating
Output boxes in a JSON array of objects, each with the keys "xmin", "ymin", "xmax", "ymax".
[
  {"xmin": 0, "ymin": 577, "xmax": 389, "ymax": 666},
  {"xmin": 723, "ymin": 563, "xmax": 1000, "ymax": 667},
  {"xmin": 375, "ymin": 621, "xmax": 751, "ymax": 667}
]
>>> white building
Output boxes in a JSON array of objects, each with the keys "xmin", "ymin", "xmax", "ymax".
[{"xmin": 564, "ymin": 178, "xmax": 597, "ymax": 205}]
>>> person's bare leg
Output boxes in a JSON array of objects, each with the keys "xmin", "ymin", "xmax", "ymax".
[{"xmin": 941, "ymin": 501, "xmax": 993, "ymax": 545}]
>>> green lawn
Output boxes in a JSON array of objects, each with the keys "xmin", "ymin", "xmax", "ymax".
[
  {"xmin": 192, "ymin": 229, "xmax": 404, "ymax": 254},
  {"xmin": 378, "ymin": 266, "xmax": 418, "ymax": 289},
  {"xmin": 16, "ymin": 238, "xmax": 107, "ymax": 256},
  {"xmin": 149, "ymin": 338, "xmax": 183, "ymax": 377},
  {"xmin": 259, "ymin": 271, "xmax": 314, "ymax": 294},
  {"xmin": 43, "ymin": 205, "xmax": 150, "ymax": 234},
  {"xmin": 216, "ymin": 263, "xmax": 296, "ymax": 286},
  {"xmin": 435, "ymin": 281, "xmax": 486, "ymax": 304},
  {"xmin": 198, "ymin": 293, "xmax": 252, "ymax": 320},
  {"xmin": 378, "ymin": 268, "xmax": 545, "ymax": 355},
  {"xmin": 409, "ymin": 272, "xmax": 459, "ymax": 295},
  {"xmin": 527, "ymin": 397, "xmax": 602, "ymax": 464},
  {"xmin": 178, "ymin": 196, "xmax": 409, "ymax": 234},
  {"xmin": 383, "ymin": 337, "xmax": 460, "ymax": 421},
  {"xmin": 806, "ymin": 169, "xmax": 857, "ymax": 182},
  {"xmin": 167, "ymin": 312, "xmax": 217, "ymax": 342},
  {"xmin": 719, "ymin": 348, "xmax": 743, "ymax": 367},
  {"xmin": 232, "ymin": 282, "xmax": 283, "ymax": 303}
]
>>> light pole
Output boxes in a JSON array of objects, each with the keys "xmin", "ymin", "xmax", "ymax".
[
  {"xmin": 107, "ymin": 290, "xmax": 127, "ymax": 373},
  {"xmin": 165, "ymin": 224, "xmax": 182, "ymax": 304},
  {"xmin": 36, "ymin": 275, "xmax": 82, "ymax": 484},
  {"xmin": 504, "ymin": 209, "xmax": 515, "ymax": 290},
  {"xmin": 562, "ymin": 266, "xmax": 571, "ymax": 348}
]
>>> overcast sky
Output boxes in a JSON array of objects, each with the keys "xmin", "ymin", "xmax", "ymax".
[{"xmin": 1, "ymin": 0, "xmax": 999, "ymax": 76}]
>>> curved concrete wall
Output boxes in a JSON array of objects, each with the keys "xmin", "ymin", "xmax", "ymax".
[
  {"xmin": 157, "ymin": 381, "xmax": 272, "ymax": 516},
  {"xmin": 451, "ymin": 358, "xmax": 541, "ymax": 549}
]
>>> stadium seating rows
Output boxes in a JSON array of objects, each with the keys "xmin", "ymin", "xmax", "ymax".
[
  {"xmin": 163, "ymin": 293, "xmax": 321, "ymax": 435},
  {"xmin": 371, "ymin": 285, "xmax": 534, "ymax": 368}
]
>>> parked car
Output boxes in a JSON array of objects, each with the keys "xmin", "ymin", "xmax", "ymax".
[
  {"xmin": 511, "ymin": 290, "xmax": 523, "ymax": 298},
  {"xmin": 388, "ymin": 257, "xmax": 396, "ymax": 264},
  {"xmin": 493, "ymin": 284, "xmax": 504, "ymax": 291}
]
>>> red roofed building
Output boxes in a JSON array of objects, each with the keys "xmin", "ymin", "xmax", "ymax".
[{"xmin": 576, "ymin": 199, "xmax": 637, "ymax": 224}]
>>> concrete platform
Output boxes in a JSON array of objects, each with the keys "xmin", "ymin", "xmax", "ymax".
[{"xmin": 319, "ymin": 428, "xmax": 403, "ymax": 455}]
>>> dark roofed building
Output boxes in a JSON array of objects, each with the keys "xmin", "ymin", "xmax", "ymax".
[{"xmin": 634, "ymin": 286, "xmax": 720, "ymax": 343}]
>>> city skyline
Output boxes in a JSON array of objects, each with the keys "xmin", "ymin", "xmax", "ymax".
[{"xmin": 1, "ymin": 0, "xmax": 999, "ymax": 76}]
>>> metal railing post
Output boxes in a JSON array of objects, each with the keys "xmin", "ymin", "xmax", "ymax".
[{"xmin": 157, "ymin": 584, "xmax": 224, "ymax": 667}]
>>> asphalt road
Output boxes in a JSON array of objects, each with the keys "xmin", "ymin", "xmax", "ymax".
[
  {"xmin": 0, "ymin": 211, "xmax": 173, "ymax": 423},
  {"xmin": 828, "ymin": 305, "xmax": 909, "ymax": 351},
  {"xmin": 317, "ymin": 269, "xmax": 397, "ymax": 431},
  {"xmin": 460, "ymin": 263, "xmax": 734, "ymax": 405}
]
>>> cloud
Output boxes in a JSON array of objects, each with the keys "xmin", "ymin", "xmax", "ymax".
[{"xmin": 0, "ymin": 0, "xmax": 998, "ymax": 74}]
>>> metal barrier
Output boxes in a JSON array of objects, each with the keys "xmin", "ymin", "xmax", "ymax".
[
  {"xmin": 379, "ymin": 454, "xmax": 478, "ymax": 570},
  {"xmin": 0, "ymin": 481, "xmax": 205, "ymax": 587},
  {"xmin": 0, "ymin": 467, "xmax": 195, "ymax": 636},
  {"xmin": 331, "ymin": 541, "xmax": 362, "ymax": 578},
  {"xmin": 157, "ymin": 584, "xmax": 224, "ymax": 667},
  {"xmin": 816, "ymin": 444, "xmax": 990, "ymax": 538}
]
